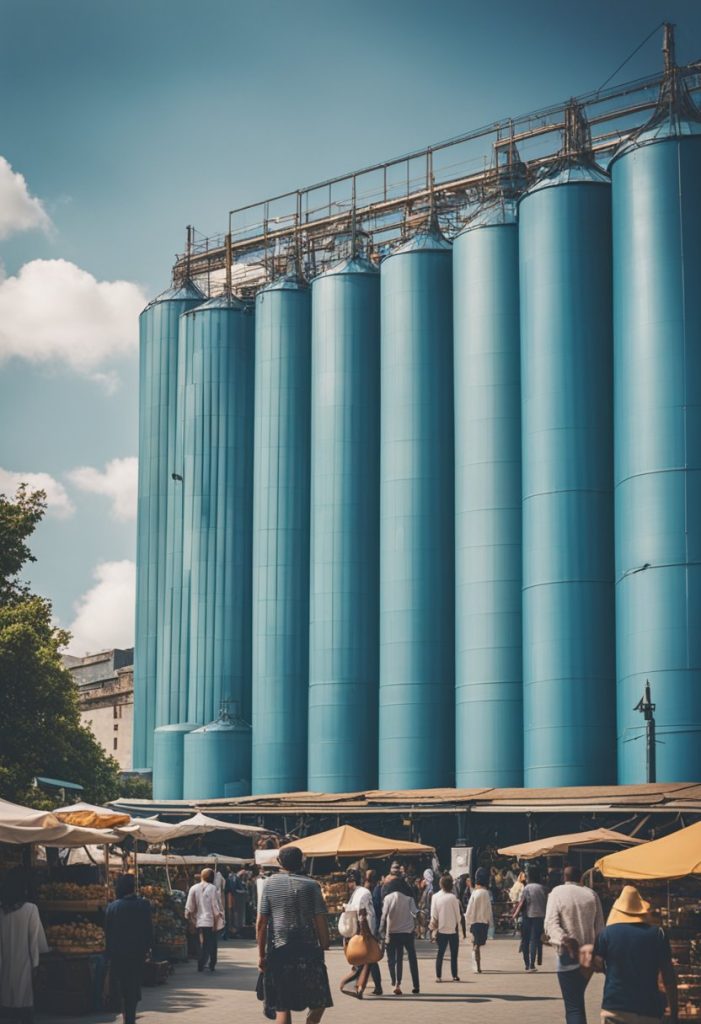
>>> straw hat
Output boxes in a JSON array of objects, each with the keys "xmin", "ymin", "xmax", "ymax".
[{"xmin": 607, "ymin": 885, "xmax": 652, "ymax": 925}]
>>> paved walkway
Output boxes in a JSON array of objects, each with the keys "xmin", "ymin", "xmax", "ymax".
[{"xmin": 38, "ymin": 936, "xmax": 605, "ymax": 1023}]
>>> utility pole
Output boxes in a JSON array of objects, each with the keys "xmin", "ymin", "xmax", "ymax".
[{"xmin": 634, "ymin": 681, "xmax": 657, "ymax": 783}]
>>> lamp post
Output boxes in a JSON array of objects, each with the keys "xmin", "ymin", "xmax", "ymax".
[{"xmin": 634, "ymin": 681, "xmax": 657, "ymax": 784}]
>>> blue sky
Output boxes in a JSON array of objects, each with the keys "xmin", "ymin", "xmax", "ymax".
[{"xmin": 0, "ymin": 0, "xmax": 699, "ymax": 653}]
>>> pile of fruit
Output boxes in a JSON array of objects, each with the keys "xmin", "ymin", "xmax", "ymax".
[
  {"xmin": 39, "ymin": 883, "xmax": 105, "ymax": 902},
  {"xmin": 140, "ymin": 885, "xmax": 168, "ymax": 905},
  {"xmin": 153, "ymin": 905, "xmax": 184, "ymax": 945},
  {"xmin": 46, "ymin": 919, "xmax": 105, "ymax": 953}
]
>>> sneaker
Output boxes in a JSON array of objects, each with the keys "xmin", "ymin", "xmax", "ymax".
[
  {"xmin": 372, "ymin": 988, "xmax": 383, "ymax": 996},
  {"xmin": 435, "ymin": 977, "xmax": 442, "ymax": 983},
  {"xmin": 452, "ymin": 976, "xmax": 460, "ymax": 982},
  {"xmin": 393, "ymin": 986, "xmax": 402, "ymax": 996},
  {"xmin": 412, "ymin": 988, "xmax": 420, "ymax": 995}
]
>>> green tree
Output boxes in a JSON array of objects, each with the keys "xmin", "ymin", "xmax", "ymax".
[{"xmin": 0, "ymin": 485, "xmax": 123, "ymax": 806}]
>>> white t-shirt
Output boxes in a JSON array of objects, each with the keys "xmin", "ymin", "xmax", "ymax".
[
  {"xmin": 347, "ymin": 885, "xmax": 376, "ymax": 934},
  {"xmin": 465, "ymin": 888, "xmax": 494, "ymax": 928},
  {"xmin": 185, "ymin": 881, "xmax": 224, "ymax": 928},
  {"xmin": 430, "ymin": 890, "xmax": 464, "ymax": 934}
]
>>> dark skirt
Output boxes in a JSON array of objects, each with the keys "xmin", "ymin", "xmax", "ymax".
[
  {"xmin": 470, "ymin": 922, "xmax": 489, "ymax": 946},
  {"xmin": 263, "ymin": 942, "xmax": 333, "ymax": 1013}
]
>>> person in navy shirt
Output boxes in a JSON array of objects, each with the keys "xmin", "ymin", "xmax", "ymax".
[
  {"xmin": 593, "ymin": 885, "xmax": 678, "ymax": 1024},
  {"xmin": 105, "ymin": 874, "xmax": 153, "ymax": 1024}
]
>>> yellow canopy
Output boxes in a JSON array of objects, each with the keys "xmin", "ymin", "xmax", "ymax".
[
  {"xmin": 53, "ymin": 801, "xmax": 131, "ymax": 829},
  {"xmin": 596, "ymin": 821, "xmax": 701, "ymax": 880},
  {"xmin": 499, "ymin": 828, "xmax": 644, "ymax": 859},
  {"xmin": 279, "ymin": 824, "xmax": 434, "ymax": 858}
]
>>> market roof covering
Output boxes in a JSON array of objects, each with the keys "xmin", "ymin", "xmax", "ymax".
[
  {"xmin": 596, "ymin": 821, "xmax": 701, "ymax": 880},
  {"xmin": 54, "ymin": 801, "xmax": 131, "ymax": 829},
  {"xmin": 279, "ymin": 824, "xmax": 434, "ymax": 858},
  {"xmin": 113, "ymin": 782, "xmax": 701, "ymax": 818},
  {"xmin": 498, "ymin": 828, "xmax": 645, "ymax": 859}
]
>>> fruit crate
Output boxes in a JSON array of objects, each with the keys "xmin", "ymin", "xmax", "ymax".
[{"xmin": 39, "ymin": 900, "xmax": 105, "ymax": 914}]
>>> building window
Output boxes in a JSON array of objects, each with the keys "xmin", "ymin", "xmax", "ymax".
[
  {"xmin": 113, "ymin": 737, "xmax": 118, "ymax": 750},
  {"xmin": 113, "ymin": 706, "xmax": 118, "ymax": 719},
  {"xmin": 118, "ymin": 705, "xmax": 123, "ymax": 719},
  {"xmin": 114, "ymin": 723, "xmax": 119, "ymax": 732}
]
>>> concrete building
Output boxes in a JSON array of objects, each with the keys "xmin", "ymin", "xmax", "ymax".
[{"xmin": 63, "ymin": 649, "xmax": 134, "ymax": 771}]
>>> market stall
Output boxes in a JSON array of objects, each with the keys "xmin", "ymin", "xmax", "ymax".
[
  {"xmin": 495, "ymin": 828, "xmax": 645, "ymax": 934},
  {"xmin": 279, "ymin": 824, "xmax": 435, "ymax": 940},
  {"xmin": 596, "ymin": 822, "xmax": 701, "ymax": 1020}
]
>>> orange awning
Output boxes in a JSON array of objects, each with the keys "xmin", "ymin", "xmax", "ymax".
[
  {"xmin": 596, "ymin": 821, "xmax": 701, "ymax": 880},
  {"xmin": 498, "ymin": 828, "xmax": 644, "ymax": 859},
  {"xmin": 279, "ymin": 824, "xmax": 434, "ymax": 858}
]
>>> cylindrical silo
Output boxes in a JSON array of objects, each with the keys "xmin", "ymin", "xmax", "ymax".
[
  {"xmin": 152, "ymin": 723, "xmax": 197, "ymax": 799},
  {"xmin": 379, "ymin": 231, "xmax": 455, "ymax": 790},
  {"xmin": 182, "ymin": 709, "xmax": 252, "ymax": 800},
  {"xmin": 133, "ymin": 280, "xmax": 204, "ymax": 770},
  {"xmin": 181, "ymin": 294, "xmax": 255, "ymax": 796},
  {"xmin": 251, "ymin": 276, "xmax": 311, "ymax": 794},
  {"xmin": 612, "ymin": 76, "xmax": 701, "ymax": 782},
  {"xmin": 453, "ymin": 202, "xmax": 523, "ymax": 787},
  {"xmin": 157, "ymin": 309, "xmax": 197, "ymax": 733},
  {"xmin": 308, "ymin": 256, "xmax": 380, "ymax": 792},
  {"xmin": 520, "ymin": 161, "xmax": 616, "ymax": 787}
]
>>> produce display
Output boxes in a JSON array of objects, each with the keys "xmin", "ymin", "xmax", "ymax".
[
  {"xmin": 39, "ymin": 883, "xmax": 106, "ymax": 902},
  {"xmin": 140, "ymin": 884, "xmax": 169, "ymax": 905},
  {"xmin": 46, "ymin": 919, "xmax": 105, "ymax": 954},
  {"xmin": 141, "ymin": 884, "xmax": 186, "ymax": 955},
  {"xmin": 320, "ymin": 874, "xmax": 347, "ymax": 914}
]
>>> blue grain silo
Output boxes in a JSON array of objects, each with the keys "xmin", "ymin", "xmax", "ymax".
[
  {"xmin": 308, "ymin": 256, "xmax": 381, "ymax": 792},
  {"xmin": 520, "ymin": 103, "xmax": 616, "ymax": 786},
  {"xmin": 157, "ymin": 308, "xmax": 197, "ymax": 734},
  {"xmin": 152, "ymin": 722, "xmax": 197, "ymax": 799},
  {"xmin": 251, "ymin": 276, "xmax": 311, "ymax": 794},
  {"xmin": 183, "ymin": 707, "xmax": 252, "ymax": 800},
  {"xmin": 453, "ymin": 198, "xmax": 523, "ymax": 787},
  {"xmin": 613, "ymin": 41, "xmax": 701, "ymax": 782},
  {"xmin": 133, "ymin": 280, "xmax": 203, "ymax": 770},
  {"xmin": 378, "ymin": 230, "xmax": 455, "ymax": 790},
  {"xmin": 181, "ymin": 295, "xmax": 255, "ymax": 795}
]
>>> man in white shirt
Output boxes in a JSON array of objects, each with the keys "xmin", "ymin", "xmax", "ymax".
[
  {"xmin": 185, "ymin": 867, "xmax": 225, "ymax": 972},
  {"xmin": 379, "ymin": 876, "xmax": 420, "ymax": 995},
  {"xmin": 465, "ymin": 867, "xmax": 494, "ymax": 973},
  {"xmin": 430, "ymin": 874, "xmax": 465, "ymax": 982},
  {"xmin": 544, "ymin": 865, "xmax": 605, "ymax": 1024}
]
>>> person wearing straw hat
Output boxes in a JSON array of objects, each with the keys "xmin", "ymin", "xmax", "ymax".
[{"xmin": 592, "ymin": 885, "xmax": 678, "ymax": 1024}]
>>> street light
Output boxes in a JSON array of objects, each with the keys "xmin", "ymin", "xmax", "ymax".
[{"xmin": 633, "ymin": 681, "xmax": 657, "ymax": 784}]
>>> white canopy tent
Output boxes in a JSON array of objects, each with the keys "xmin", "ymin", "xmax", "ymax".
[
  {"xmin": 119, "ymin": 812, "xmax": 270, "ymax": 844},
  {"xmin": 0, "ymin": 798, "xmax": 119, "ymax": 847}
]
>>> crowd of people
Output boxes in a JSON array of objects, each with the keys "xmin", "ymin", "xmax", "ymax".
[
  {"xmin": 0, "ymin": 853, "xmax": 681, "ymax": 1024},
  {"xmin": 255, "ymin": 852, "xmax": 680, "ymax": 1024}
]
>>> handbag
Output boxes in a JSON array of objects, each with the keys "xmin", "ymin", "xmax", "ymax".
[
  {"xmin": 338, "ymin": 906, "xmax": 359, "ymax": 939},
  {"xmin": 345, "ymin": 932, "xmax": 383, "ymax": 965},
  {"xmin": 344, "ymin": 913, "xmax": 384, "ymax": 965}
]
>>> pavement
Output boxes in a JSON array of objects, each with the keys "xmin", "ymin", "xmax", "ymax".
[{"xmin": 37, "ymin": 935, "xmax": 606, "ymax": 1023}]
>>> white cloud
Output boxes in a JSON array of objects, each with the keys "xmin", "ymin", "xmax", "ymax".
[
  {"xmin": 0, "ymin": 259, "xmax": 146, "ymax": 387},
  {"xmin": 0, "ymin": 467, "xmax": 74, "ymax": 518},
  {"xmin": 67, "ymin": 457, "xmax": 138, "ymax": 522},
  {"xmin": 0, "ymin": 157, "xmax": 51, "ymax": 239},
  {"xmin": 67, "ymin": 560, "xmax": 135, "ymax": 656}
]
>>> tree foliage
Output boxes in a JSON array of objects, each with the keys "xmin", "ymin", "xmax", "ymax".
[{"xmin": 0, "ymin": 485, "xmax": 123, "ymax": 807}]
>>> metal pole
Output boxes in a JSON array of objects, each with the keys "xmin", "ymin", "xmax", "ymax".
[{"xmin": 634, "ymin": 681, "xmax": 657, "ymax": 783}]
